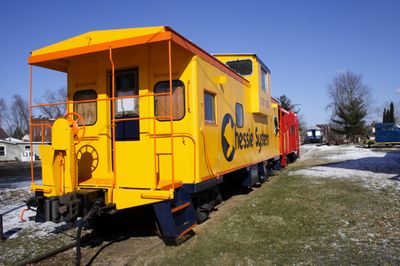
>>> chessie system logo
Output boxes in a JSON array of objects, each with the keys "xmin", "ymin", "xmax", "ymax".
[{"xmin": 221, "ymin": 113, "xmax": 269, "ymax": 162}]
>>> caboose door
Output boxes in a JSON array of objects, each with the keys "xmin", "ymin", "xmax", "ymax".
[{"xmin": 110, "ymin": 68, "xmax": 155, "ymax": 189}]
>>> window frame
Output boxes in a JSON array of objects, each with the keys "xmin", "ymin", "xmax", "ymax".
[
  {"xmin": 111, "ymin": 68, "xmax": 140, "ymax": 118},
  {"xmin": 204, "ymin": 90, "xmax": 217, "ymax": 125},
  {"xmin": 73, "ymin": 89, "xmax": 98, "ymax": 126},
  {"xmin": 235, "ymin": 103, "xmax": 244, "ymax": 128},
  {"xmin": 154, "ymin": 80, "xmax": 186, "ymax": 122},
  {"xmin": 0, "ymin": 145, "xmax": 5, "ymax": 157},
  {"xmin": 109, "ymin": 68, "xmax": 140, "ymax": 141},
  {"xmin": 226, "ymin": 59, "xmax": 253, "ymax": 76},
  {"xmin": 261, "ymin": 68, "xmax": 268, "ymax": 92}
]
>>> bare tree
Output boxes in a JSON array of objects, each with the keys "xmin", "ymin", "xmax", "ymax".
[
  {"xmin": 327, "ymin": 71, "xmax": 371, "ymax": 142},
  {"xmin": 0, "ymin": 97, "xmax": 6, "ymax": 127},
  {"xmin": 6, "ymin": 94, "xmax": 30, "ymax": 139},
  {"xmin": 36, "ymin": 87, "xmax": 67, "ymax": 119}
]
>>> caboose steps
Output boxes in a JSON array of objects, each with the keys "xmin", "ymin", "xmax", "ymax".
[
  {"xmin": 171, "ymin": 202, "xmax": 190, "ymax": 213},
  {"xmin": 153, "ymin": 188, "xmax": 197, "ymax": 244}
]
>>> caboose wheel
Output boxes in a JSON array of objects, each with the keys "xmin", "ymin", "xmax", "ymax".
[{"xmin": 196, "ymin": 207, "xmax": 209, "ymax": 223}]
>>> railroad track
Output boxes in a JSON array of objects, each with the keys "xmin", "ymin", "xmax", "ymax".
[{"xmin": 9, "ymin": 180, "xmax": 269, "ymax": 265}]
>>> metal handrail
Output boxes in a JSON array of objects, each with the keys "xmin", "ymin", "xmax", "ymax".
[{"xmin": 29, "ymin": 43, "xmax": 178, "ymax": 201}]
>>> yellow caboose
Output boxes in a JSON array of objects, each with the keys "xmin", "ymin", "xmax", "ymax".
[{"xmin": 27, "ymin": 26, "xmax": 280, "ymax": 241}]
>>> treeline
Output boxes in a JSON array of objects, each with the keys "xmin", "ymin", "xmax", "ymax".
[
  {"xmin": 327, "ymin": 71, "xmax": 397, "ymax": 143},
  {"xmin": 382, "ymin": 102, "xmax": 395, "ymax": 123},
  {"xmin": 0, "ymin": 88, "xmax": 66, "ymax": 139}
]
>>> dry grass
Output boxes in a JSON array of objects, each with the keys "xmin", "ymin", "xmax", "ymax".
[{"xmin": 132, "ymin": 168, "xmax": 400, "ymax": 265}]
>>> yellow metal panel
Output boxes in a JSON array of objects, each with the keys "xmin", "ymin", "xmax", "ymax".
[
  {"xmin": 112, "ymin": 188, "xmax": 173, "ymax": 209},
  {"xmin": 52, "ymin": 118, "xmax": 71, "ymax": 150},
  {"xmin": 269, "ymin": 104, "xmax": 281, "ymax": 157},
  {"xmin": 38, "ymin": 145, "xmax": 57, "ymax": 197},
  {"xmin": 214, "ymin": 54, "xmax": 270, "ymax": 115},
  {"xmin": 31, "ymin": 26, "xmax": 166, "ymax": 56},
  {"xmin": 195, "ymin": 56, "xmax": 280, "ymax": 182},
  {"xmin": 115, "ymin": 139, "xmax": 155, "ymax": 188}
]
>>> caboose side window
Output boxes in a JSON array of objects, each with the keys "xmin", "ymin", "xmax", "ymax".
[
  {"xmin": 226, "ymin": 59, "xmax": 252, "ymax": 75},
  {"xmin": 154, "ymin": 80, "xmax": 185, "ymax": 121},
  {"xmin": 261, "ymin": 68, "xmax": 268, "ymax": 92},
  {"xmin": 236, "ymin": 103, "xmax": 244, "ymax": 128},
  {"xmin": 204, "ymin": 91, "xmax": 216, "ymax": 124},
  {"xmin": 73, "ymin": 90, "xmax": 97, "ymax": 125}
]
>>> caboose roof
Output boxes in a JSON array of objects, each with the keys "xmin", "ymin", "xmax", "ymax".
[
  {"xmin": 28, "ymin": 26, "xmax": 249, "ymax": 85},
  {"xmin": 213, "ymin": 53, "xmax": 271, "ymax": 74}
]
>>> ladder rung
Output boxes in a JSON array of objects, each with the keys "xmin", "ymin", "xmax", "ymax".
[{"xmin": 171, "ymin": 202, "xmax": 190, "ymax": 213}]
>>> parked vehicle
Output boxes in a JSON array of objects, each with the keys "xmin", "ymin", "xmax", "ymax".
[
  {"xmin": 375, "ymin": 123, "xmax": 400, "ymax": 144},
  {"xmin": 306, "ymin": 128, "xmax": 324, "ymax": 143}
]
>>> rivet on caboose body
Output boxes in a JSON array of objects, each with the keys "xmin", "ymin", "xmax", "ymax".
[{"xmin": 27, "ymin": 27, "xmax": 281, "ymax": 242}]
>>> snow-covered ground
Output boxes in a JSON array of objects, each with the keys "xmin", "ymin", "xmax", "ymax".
[
  {"xmin": 0, "ymin": 163, "xmax": 54, "ymax": 240},
  {"xmin": 291, "ymin": 144, "xmax": 400, "ymax": 191},
  {"xmin": 0, "ymin": 187, "xmax": 61, "ymax": 240}
]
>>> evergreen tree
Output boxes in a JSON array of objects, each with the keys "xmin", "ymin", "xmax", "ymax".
[
  {"xmin": 331, "ymin": 98, "xmax": 367, "ymax": 141},
  {"xmin": 389, "ymin": 102, "xmax": 395, "ymax": 123},
  {"xmin": 383, "ymin": 108, "xmax": 387, "ymax": 123},
  {"xmin": 327, "ymin": 71, "xmax": 371, "ymax": 143},
  {"xmin": 277, "ymin": 95, "xmax": 299, "ymax": 113},
  {"xmin": 382, "ymin": 102, "xmax": 396, "ymax": 123}
]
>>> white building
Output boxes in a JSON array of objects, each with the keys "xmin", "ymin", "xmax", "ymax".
[{"xmin": 0, "ymin": 137, "xmax": 46, "ymax": 162}]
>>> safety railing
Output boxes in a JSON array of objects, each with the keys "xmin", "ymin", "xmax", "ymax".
[{"xmin": 28, "ymin": 40, "xmax": 179, "ymax": 203}]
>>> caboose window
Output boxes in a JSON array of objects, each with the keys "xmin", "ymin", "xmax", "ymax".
[
  {"xmin": 114, "ymin": 69, "xmax": 139, "ymax": 117},
  {"xmin": 73, "ymin": 90, "xmax": 97, "ymax": 125},
  {"xmin": 226, "ymin": 59, "xmax": 252, "ymax": 75},
  {"xmin": 204, "ymin": 91, "xmax": 216, "ymax": 124},
  {"xmin": 236, "ymin": 103, "xmax": 244, "ymax": 128},
  {"xmin": 154, "ymin": 80, "xmax": 185, "ymax": 121},
  {"xmin": 261, "ymin": 68, "xmax": 268, "ymax": 92},
  {"xmin": 111, "ymin": 68, "xmax": 140, "ymax": 141}
]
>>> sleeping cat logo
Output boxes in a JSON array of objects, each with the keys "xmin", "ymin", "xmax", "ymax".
[{"xmin": 221, "ymin": 113, "xmax": 235, "ymax": 161}]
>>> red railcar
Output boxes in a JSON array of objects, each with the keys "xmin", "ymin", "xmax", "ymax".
[{"xmin": 278, "ymin": 106, "xmax": 300, "ymax": 167}]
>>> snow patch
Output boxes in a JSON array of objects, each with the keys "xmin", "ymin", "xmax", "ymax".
[
  {"xmin": 0, "ymin": 201, "xmax": 61, "ymax": 239},
  {"xmin": 292, "ymin": 145, "xmax": 400, "ymax": 191}
]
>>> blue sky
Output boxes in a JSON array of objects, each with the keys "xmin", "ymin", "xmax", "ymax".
[{"xmin": 0, "ymin": 0, "xmax": 399, "ymax": 126}]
